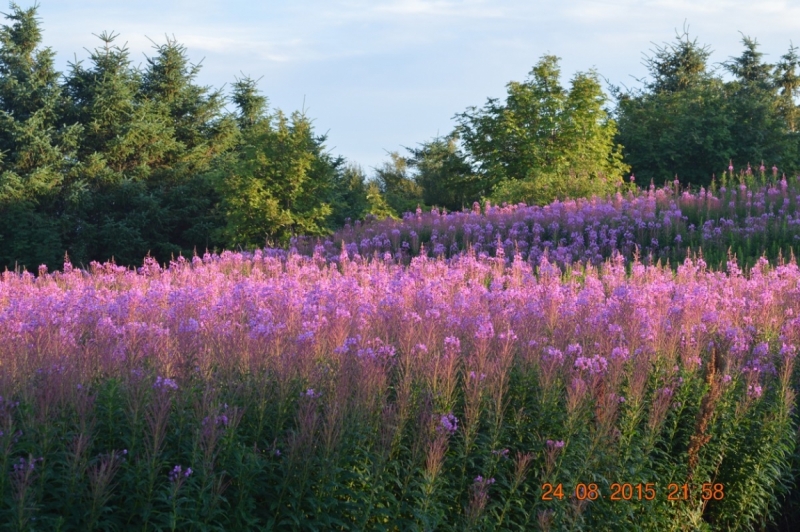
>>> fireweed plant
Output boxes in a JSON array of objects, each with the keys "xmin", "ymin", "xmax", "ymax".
[
  {"xmin": 294, "ymin": 169, "xmax": 800, "ymax": 273},
  {"xmin": 0, "ymin": 247, "xmax": 796, "ymax": 531}
]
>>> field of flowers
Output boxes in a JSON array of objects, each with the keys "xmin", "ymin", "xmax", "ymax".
[
  {"xmin": 0, "ymin": 245, "xmax": 797, "ymax": 530},
  {"xmin": 294, "ymin": 171, "xmax": 800, "ymax": 272}
]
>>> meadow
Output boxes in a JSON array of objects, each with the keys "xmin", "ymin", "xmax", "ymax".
[
  {"xmin": 0, "ymin": 237, "xmax": 798, "ymax": 530},
  {"xmin": 3, "ymin": 5, "xmax": 800, "ymax": 529},
  {"xmin": 295, "ymin": 170, "xmax": 800, "ymax": 272}
]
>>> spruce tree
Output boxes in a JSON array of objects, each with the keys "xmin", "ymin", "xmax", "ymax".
[
  {"xmin": 59, "ymin": 31, "xmax": 238, "ymax": 265},
  {"xmin": 614, "ymin": 31, "xmax": 734, "ymax": 186},
  {"xmin": 373, "ymin": 151, "xmax": 423, "ymax": 216},
  {"xmin": 616, "ymin": 32, "xmax": 800, "ymax": 185},
  {"xmin": 328, "ymin": 163, "xmax": 370, "ymax": 226},
  {"xmin": 723, "ymin": 36, "xmax": 788, "ymax": 170},
  {"xmin": 405, "ymin": 133, "xmax": 478, "ymax": 211},
  {"xmin": 0, "ymin": 2, "xmax": 79, "ymax": 269}
]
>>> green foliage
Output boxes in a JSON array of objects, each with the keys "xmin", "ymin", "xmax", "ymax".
[
  {"xmin": 0, "ymin": 2, "xmax": 79, "ymax": 267},
  {"xmin": 616, "ymin": 31, "xmax": 800, "ymax": 187},
  {"xmin": 212, "ymin": 80, "xmax": 344, "ymax": 247},
  {"xmin": 456, "ymin": 54, "xmax": 629, "ymax": 205},
  {"xmin": 724, "ymin": 37, "xmax": 799, "ymax": 172},
  {"xmin": 0, "ymin": 3, "xmax": 245, "ymax": 269},
  {"xmin": 774, "ymin": 45, "xmax": 800, "ymax": 133},
  {"xmin": 373, "ymin": 151, "xmax": 424, "ymax": 217},
  {"xmin": 0, "ymin": 335, "xmax": 794, "ymax": 530},
  {"xmin": 0, "ymin": 5, "xmax": 357, "ymax": 269},
  {"xmin": 405, "ymin": 133, "xmax": 481, "ymax": 212},
  {"xmin": 615, "ymin": 79, "xmax": 733, "ymax": 188},
  {"xmin": 642, "ymin": 28, "xmax": 712, "ymax": 94},
  {"xmin": 5, "ymin": 3, "xmax": 800, "ymax": 277},
  {"xmin": 365, "ymin": 180, "xmax": 396, "ymax": 220},
  {"xmin": 328, "ymin": 164, "xmax": 372, "ymax": 226},
  {"xmin": 57, "ymin": 31, "xmax": 237, "ymax": 265}
]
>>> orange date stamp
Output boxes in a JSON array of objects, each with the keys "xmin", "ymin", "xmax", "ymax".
[{"xmin": 541, "ymin": 482, "xmax": 725, "ymax": 501}]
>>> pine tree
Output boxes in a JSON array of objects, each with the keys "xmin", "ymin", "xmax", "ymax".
[
  {"xmin": 405, "ymin": 133, "xmax": 478, "ymax": 211},
  {"xmin": 614, "ymin": 31, "xmax": 734, "ymax": 186},
  {"xmin": 774, "ymin": 44, "xmax": 800, "ymax": 133},
  {"xmin": 0, "ymin": 2, "xmax": 80, "ymax": 269}
]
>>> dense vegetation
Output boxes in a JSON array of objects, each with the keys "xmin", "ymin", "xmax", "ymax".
[
  {"xmin": 294, "ymin": 171, "xmax": 800, "ymax": 272},
  {"xmin": 0, "ymin": 250, "xmax": 797, "ymax": 531},
  {"xmin": 1, "ymin": 5, "xmax": 800, "ymax": 270},
  {"xmin": 0, "ymin": 3, "xmax": 369, "ymax": 269},
  {"xmin": 614, "ymin": 32, "xmax": 800, "ymax": 187},
  {"xmin": 3, "ymin": 8, "xmax": 800, "ymax": 529}
]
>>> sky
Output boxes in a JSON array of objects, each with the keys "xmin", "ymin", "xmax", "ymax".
[{"xmin": 24, "ymin": 0, "xmax": 800, "ymax": 171}]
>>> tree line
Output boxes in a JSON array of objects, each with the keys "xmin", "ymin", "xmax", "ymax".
[{"xmin": 1, "ymin": 3, "xmax": 799, "ymax": 269}]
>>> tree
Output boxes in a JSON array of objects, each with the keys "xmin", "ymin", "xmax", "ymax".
[
  {"xmin": 213, "ymin": 78, "xmax": 341, "ymax": 247},
  {"xmin": 58, "ymin": 31, "xmax": 237, "ymax": 265},
  {"xmin": 0, "ymin": 2, "xmax": 80, "ymax": 269},
  {"xmin": 457, "ymin": 54, "xmax": 628, "ymax": 205},
  {"xmin": 616, "ymin": 32, "xmax": 800, "ymax": 186},
  {"xmin": 405, "ymin": 132, "xmax": 480, "ymax": 211},
  {"xmin": 365, "ymin": 180, "xmax": 396, "ymax": 220},
  {"xmin": 723, "ymin": 36, "xmax": 790, "ymax": 171},
  {"xmin": 141, "ymin": 36, "xmax": 236, "ymax": 181},
  {"xmin": 642, "ymin": 28, "xmax": 712, "ymax": 94},
  {"xmin": 230, "ymin": 75, "xmax": 267, "ymax": 130},
  {"xmin": 774, "ymin": 44, "xmax": 800, "ymax": 168},
  {"xmin": 373, "ymin": 151, "xmax": 423, "ymax": 216},
  {"xmin": 328, "ymin": 163, "xmax": 370, "ymax": 226},
  {"xmin": 774, "ymin": 44, "xmax": 800, "ymax": 133},
  {"xmin": 615, "ymin": 31, "xmax": 733, "ymax": 186},
  {"xmin": 0, "ymin": 5, "xmax": 364, "ymax": 269}
]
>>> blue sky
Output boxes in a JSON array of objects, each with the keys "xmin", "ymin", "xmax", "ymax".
[{"xmin": 27, "ymin": 1, "xmax": 800, "ymax": 171}]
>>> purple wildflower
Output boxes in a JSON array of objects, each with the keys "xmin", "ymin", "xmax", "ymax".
[
  {"xmin": 154, "ymin": 376, "xmax": 178, "ymax": 391},
  {"xmin": 439, "ymin": 413, "xmax": 459, "ymax": 434}
]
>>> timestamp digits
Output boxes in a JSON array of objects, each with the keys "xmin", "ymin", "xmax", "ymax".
[{"xmin": 540, "ymin": 482, "xmax": 725, "ymax": 501}]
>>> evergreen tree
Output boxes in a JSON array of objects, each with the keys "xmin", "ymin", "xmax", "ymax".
[
  {"xmin": 615, "ymin": 31, "xmax": 733, "ymax": 186},
  {"xmin": 141, "ymin": 36, "xmax": 236, "ymax": 181},
  {"xmin": 373, "ymin": 151, "xmax": 424, "ymax": 216},
  {"xmin": 724, "ymin": 36, "xmax": 794, "ymax": 170},
  {"xmin": 616, "ymin": 32, "xmax": 800, "ymax": 185},
  {"xmin": 642, "ymin": 28, "xmax": 712, "ymax": 94},
  {"xmin": 328, "ymin": 163, "xmax": 370, "ymax": 226},
  {"xmin": 230, "ymin": 75, "xmax": 267, "ymax": 130},
  {"xmin": 775, "ymin": 44, "xmax": 800, "ymax": 133},
  {"xmin": 0, "ymin": 2, "xmax": 79, "ymax": 269},
  {"xmin": 0, "ymin": 5, "xmax": 358, "ymax": 268},
  {"xmin": 364, "ymin": 180, "xmax": 396, "ymax": 220},
  {"xmin": 58, "ymin": 31, "xmax": 238, "ymax": 265},
  {"xmin": 405, "ymin": 132, "xmax": 479, "ymax": 211}
]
